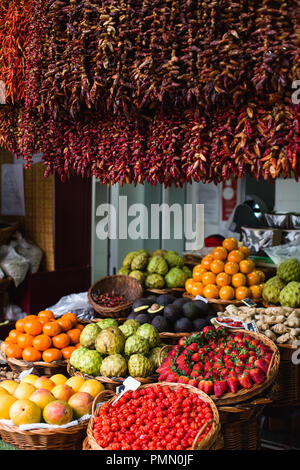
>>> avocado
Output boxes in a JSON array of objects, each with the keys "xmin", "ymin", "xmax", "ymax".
[
  {"xmin": 192, "ymin": 318, "xmax": 207, "ymax": 331},
  {"xmin": 174, "ymin": 317, "xmax": 193, "ymax": 333},
  {"xmin": 133, "ymin": 298, "xmax": 153, "ymax": 310},
  {"xmin": 151, "ymin": 315, "xmax": 168, "ymax": 333},
  {"xmin": 192, "ymin": 300, "xmax": 211, "ymax": 316},
  {"xmin": 163, "ymin": 304, "xmax": 181, "ymax": 323},
  {"xmin": 172, "ymin": 298, "xmax": 190, "ymax": 309},
  {"xmin": 147, "ymin": 303, "xmax": 164, "ymax": 314},
  {"xmin": 205, "ymin": 314, "xmax": 215, "ymax": 325},
  {"xmin": 146, "ymin": 295, "xmax": 158, "ymax": 304},
  {"xmin": 127, "ymin": 312, "xmax": 137, "ymax": 320},
  {"xmin": 134, "ymin": 305, "xmax": 149, "ymax": 313},
  {"xmin": 157, "ymin": 294, "xmax": 176, "ymax": 306},
  {"xmin": 135, "ymin": 312, "xmax": 152, "ymax": 324},
  {"xmin": 182, "ymin": 302, "xmax": 200, "ymax": 320}
]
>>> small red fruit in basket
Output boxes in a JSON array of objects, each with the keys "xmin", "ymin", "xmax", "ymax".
[
  {"xmin": 249, "ymin": 367, "xmax": 266, "ymax": 385},
  {"xmin": 227, "ymin": 376, "xmax": 240, "ymax": 394},
  {"xmin": 255, "ymin": 358, "xmax": 269, "ymax": 373},
  {"xmin": 198, "ymin": 380, "xmax": 214, "ymax": 395},
  {"xmin": 213, "ymin": 380, "xmax": 228, "ymax": 398},
  {"xmin": 238, "ymin": 372, "xmax": 253, "ymax": 389}
]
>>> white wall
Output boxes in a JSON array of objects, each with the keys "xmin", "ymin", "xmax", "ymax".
[{"xmin": 274, "ymin": 179, "xmax": 300, "ymax": 213}]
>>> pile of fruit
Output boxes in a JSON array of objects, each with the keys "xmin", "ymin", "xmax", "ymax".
[
  {"xmin": 70, "ymin": 319, "xmax": 166, "ymax": 379},
  {"xmin": 185, "ymin": 238, "xmax": 265, "ymax": 301},
  {"xmin": 90, "ymin": 292, "xmax": 128, "ymax": 308},
  {"xmin": 0, "ymin": 373, "xmax": 104, "ymax": 426},
  {"xmin": 92, "ymin": 384, "xmax": 214, "ymax": 450},
  {"xmin": 157, "ymin": 326, "xmax": 274, "ymax": 398},
  {"xmin": 129, "ymin": 294, "xmax": 214, "ymax": 333},
  {"xmin": 0, "ymin": 311, "xmax": 83, "ymax": 362},
  {"xmin": 118, "ymin": 249, "xmax": 192, "ymax": 289},
  {"xmin": 262, "ymin": 258, "xmax": 300, "ymax": 308}
]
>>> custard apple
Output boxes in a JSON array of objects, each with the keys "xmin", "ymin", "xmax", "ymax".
[
  {"xmin": 128, "ymin": 354, "xmax": 154, "ymax": 378},
  {"xmin": 262, "ymin": 276, "xmax": 286, "ymax": 304},
  {"xmin": 129, "ymin": 270, "xmax": 145, "ymax": 283},
  {"xmin": 279, "ymin": 282, "xmax": 300, "ymax": 308},
  {"xmin": 145, "ymin": 273, "xmax": 165, "ymax": 289},
  {"xmin": 119, "ymin": 320, "xmax": 140, "ymax": 338},
  {"xmin": 69, "ymin": 346, "xmax": 88, "ymax": 370},
  {"xmin": 118, "ymin": 267, "xmax": 130, "ymax": 275},
  {"xmin": 80, "ymin": 323, "xmax": 101, "ymax": 349},
  {"xmin": 100, "ymin": 354, "xmax": 127, "ymax": 377},
  {"xmin": 124, "ymin": 334, "xmax": 150, "ymax": 356},
  {"xmin": 95, "ymin": 327, "xmax": 125, "ymax": 355},
  {"xmin": 97, "ymin": 318, "xmax": 118, "ymax": 330},
  {"xmin": 123, "ymin": 251, "xmax": 138, "ymax": 269},
  {"xmin": 78, "ymin": 350, "xmax": 103, "ymax": 376},
  {"xmin": 136, "ymin": 323, "xmax": 160, "ymax": 348},
  {"xmin": 277, "ymin": 258, "xmax": 300, "ymax": 283},
  {"xmin": 131, "ymin": 253, "xmax": 148, "ymax": 271},
  {"xmin": 148, "ymin": 347, "xmax": 168, "ymax": 369},
  {"xmin": 147, "ymin": 256, "xmax": 169, "ymax": 276}
]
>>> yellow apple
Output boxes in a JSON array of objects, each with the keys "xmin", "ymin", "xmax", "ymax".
[
  {"xmin": 0, "ymin": 385, "xmax": 9, "ymax": 395},
  {"xmin": 0, "ymin": 394, "xmax": 17, "ymax": 419},
  {"xmin": 0, "ymin": 380, "xmax": 18, "ymax": 395},
  {"xmin": 21, "ymin": 374, "xmax": 39, "ymax": 386},
  {"xmin": 79, "ymin": 379, "xmax": 104, "ymax": 398},
  {"xmin": 68, "ymin": 392, "xmax": 93, "ymax": 418},
  {"xmin": 9, "ymin": 399, "xmax": 41, "ymax": 425},
  {"xmin": 43, "ymin": 400, "xmax": 73, "ymax": 425},
  {"xmin": 30, "ymin": 389, "xmax": 55, "ymax": 410},
  {"xmin": 14, "ymin": 383, "xmax": 36, "ymax": 400},
  {"xmin": 34, "ymin": 377, "xmax": 55, "ymax": 391},
  {"xmin": 65, "ymin": 376, "xmax": 86, "ymax": 392},
  {"xmin": 52, "ymin": 384, "xmax": 74, "ymax": 402},
  {"xmin": 50, "ymin": 374, "xmax": 68, "ymax": 386}
]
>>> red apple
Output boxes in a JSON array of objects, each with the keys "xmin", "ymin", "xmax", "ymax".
[
  {"xmin": 43, "ymin": 400, "xmax": 73, "ymax": 425},
  {"xmin": 68, "ymin": 392, "xmax": 93, "ymax": 418}
]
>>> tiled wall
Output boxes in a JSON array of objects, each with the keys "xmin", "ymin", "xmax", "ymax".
[{"xmin": 275, "ymin": 179, "xmax": 300, "ymax": 213}]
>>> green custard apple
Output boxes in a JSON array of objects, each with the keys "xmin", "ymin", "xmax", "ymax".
[
  {"xmin": 117, "ymin": 267, "xmax": 130, "ymax": 275},
  {"xmin": 119, "ymin": 321, "xmax": 140, "ymax": 338},
  {"xmin": 145, "ymin": 273, "xmax": 165, "ymax": 289},
  {"xmin": 100, "ymin": 354, "xmax": 127, "ymax": 377},
  {"xmin": 124, "ymin": 334, "xmax": 150, "ymax": 356},
  {"xmin": 97, "ymin": 318, "xmax": 119, "ymax": 330},
  {"xmin": 129, "ymin": 270, "xmax": 146, "ymax": 283},
  {"xmin": 95, "ymin": 327, "xmax": 125, "ymax": 355},
  {"xmin": 131, "ymin": 253, "xmax": 149, "ymax": 271},
  {"xmin": 128, "ymin": 354, "xmax": 154, "ymax": 378},
  {"xmin": 277, "ymin": 258, "xmax": 300, "ymax": 283},
  {"xmin": 262, "ymin": 276, "xmax": 286, "ymax": 304},
  {"xmin": 78, "ymin": 350, "xmax": 103, "ymax": 376},
  {"xmin": 164, "ymin": 267, "xmax": 187, "ymax": 288},
  {"xmin": 147, "ymin": 256, "xmax": 169, "ymax": 276},
  {"xmin": 279, "ymin": 281, "xmax": 300, "ymax": 308},
  {"xmin": 80, "ymin": 323, "xmax": 101, "ymax": 349},
  {"xmin": 136, "ymin": 323, "xmax": 160, "ymax": 348},
  {"xmin": 69, "ymin": 346, "xmax": 89, "ymax": 370},
  {"xmin": 164, "ymin": 251, "xmax": 184, "ymax": 268},
  {"xmin": 122, "ymin": 251, "xmax": 139, "ymax": 269}
]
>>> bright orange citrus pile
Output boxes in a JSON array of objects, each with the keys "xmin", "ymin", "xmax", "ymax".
[
  {"xmin": 185, "ymin": 237, "xmax": 265, "ymax": 301},
  {"xmin": 0, "ymin": 311, "xmax": 83, "ymax": 362}
]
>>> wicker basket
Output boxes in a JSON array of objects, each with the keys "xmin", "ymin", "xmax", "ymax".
[
  {"xmin": 159, "ymin": 331, "xmax": 193, "ymax": 345},
  {"xmin": 88, "ymin": 275, "xmax": 144, "ymax": 318},
  {"xmin": 67, "ymin": 362, "xmax": 157, "ymax": 392},
  {"xmin": 86, "ymin": 383, "xmax": 221, "ymax": 450},
  {"xmin": 6, "ymin": 357, "xmax": 68, "ymax": 377},
  {"xmin": 158, "ymin": 329, "xmax": 280, "ymax": 406},
  {"xmin": 0, "ymin": 419, "xmax": 89, "ymax": 450},
  {"xmin": 146, "ymin": 287, "xmax": 185, "ymax": 296},
  {"xmin": 268, "ymin": 343, "xmax": 300, "ymax": 406}
]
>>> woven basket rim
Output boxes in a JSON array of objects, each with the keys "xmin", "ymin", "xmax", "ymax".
[
  {"xmin": 6, "ymin": 357, "xmax": 67, "ymax": 368},
  {"xmin": 86, "ymin": 382, "xmax": 220, "ymax": 450},
  {"xmin": 0, "ymin": 416, "xmax": 89, "ymax": 437}
]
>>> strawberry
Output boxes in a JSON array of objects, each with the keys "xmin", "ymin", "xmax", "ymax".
[
  {"xmin": 191, "ymin": 352, "xmax": 201, "ymax": 362},
  {"xmin": 178, "ymin": 376, "xmax": 189, "ymax": 384},
  {"xmin": 247, "ymin": 356, "xmax": 256, "ymax": 365},
  {"xmin": 227, "ymin": 376, "xmax": 239, "ymax": 393},
  {"xmin": 179, "ymin": 338, "xmax": 186, "ymax": 347},
  {"xmin": 188, "ymin": 379, "xmax": 198, "ymax": 387},
  {"xmin": 234, "ymin": 366, "xmax": 245, "ymax": 375},
  {"xmin": 169, "ymin": 345, "xmax": 180, "ymax": 357},
  {"xmin": 190, "ymin": 370, "xmax": 200, "ymax": 378},
  {"xmin": 249, "ymin": 367, "xmax": 266, "ymax": 384},
  {"xmin": 255, "ymin": 358, "xmax": 269, "ymax": 373},
  {"xmin": 198, "ymin": 380, "xmax": 214, "ymax": 395},
  {"xmin": 192, "ymin": 363, "xmax": 203, "ymax": 371},
  {"xmin": 204, "ymin": 362, "xmax": 213, "ymax": 373},
  {"xmin": 214, "ymin": 380, "xmax": 228, "ymax": 398},
  {"xmin": 238, "ymin": 372, "xmax": 253, "ymax": 389}
]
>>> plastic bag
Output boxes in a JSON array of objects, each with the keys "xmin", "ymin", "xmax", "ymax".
[
  {"xmin": 264, "ymin": 238, "xmax": 300, "ymax": 266},
  {"xmin": 0, "ymin": 245, "xmax": 29, "ymax": 287},
  {"xmin": 47, "ymin": 292, "xmax": 94, "ymax": 320},
  {"xmin": 13, "ymin": 231, "xmax": 43, "ymax": 274}
]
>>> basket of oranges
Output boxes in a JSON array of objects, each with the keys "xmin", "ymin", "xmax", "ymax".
[
  {"xmin": 0, "ymin": 311, "xmax": 84, "ymax": 376},
  {"xmin": 184, "ymin": 238, "xmax": 265, "ymax": 313}
]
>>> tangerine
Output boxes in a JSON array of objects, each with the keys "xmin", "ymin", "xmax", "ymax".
[
  {"xmin": 219, "ymin": 286, "xmax": 235, "ymax": 300},
  {"xmin": 43, "ymin": 321, "xmax": 62, "ymax": 337},
  {"xmin": 239, "ymin": 259, "xmax": 255, "ymax": 274},
  {"xmin": 52, "ymin": 333, "xmax": 70, "ymax": 349},
  {"xmin": 17, "ymin": 333, "xmax": 34, "ymax": 349},
  {"xmin": 23, "ymin": 318, "xmax": 43, "ymax": 336},
  {"xmin": 61, "ymin": 346, "xmax": 76, "ymax": 360},
  {"xmin": 202, "ymin": 271, "xmax": 217, "ymax": 286},
  {"xmin": 212, "ymin": 246, "xmax": 228, "ymax": 261},
  {"xmin": 222, "ymin": 237, "xmax": 239, "ymax": 252},
  {"xmin": 203, "ymin": 284, "xmax": 219, "ymax": 299},
  {"xmin": 185, "ymin": 278, "xmax": 195, "ymax": 295},
  {"xmin": 66, "ymin": 328, "xmax": 81, "ymax": 345},
  {"xmin": 256, "ymin": 270, "xmax": 266, "ymax": 283},
  {"xmin": 77, "ymin": 324, "xmax": 84, "ymax": 332},
  {"xmin": 61, "ymin": 313, "xmax": 78, "ymax": 327},
  {"xmin": 8, "ymin": 329, "xmax": 21, "ymax": 343},
  {"xmin": 201, "ymin": 254, "xmax": 214, "ymax": 270},
  {"xmin": 210, "ymin": 259, "xmax": 225, "ymax": 274},
  {"xmin": 15, "ymin": 318, "xmax": 25, "ymax": 333},
  {"xmin": 192, "ymin": 265, "xmax": 207, "ymax": 282},
  {"xmin": 37, "ymin": 310, "xmax": 55, "ymax": 322},
  {"xmin": 224, "ymin": 261, "xmax": 239, "ymax": 275},
  {"xmin": 32, "ymin": 334, "xmax": 52, "ymax": 351},
  {"xmin": 191, "ymin": 282, "xmax": 204, "ymax": 297},
  {"xmin": 246, "ymin": 271, "xmax": 262, "ymax": 286},
  {"xmin": 22, "ymin": 347, "xmax": 42, "ymax": 362},
  {"xmin": 249, "ymin": 285, "xmax": 263, "ymax": 299},
  {"xmin": 235, "ymin": 286, "xmax": 251, "ymax": 300},
  {"xmin": 56, "ymin": 317, "xmax": 73, "ymax": 332},
  {"xmin": 5, "ymin": 343, "xmax": 23, "ymax": 359},
  {"xmin": 232, "ymin": 273, "xmax": 247, "ymax": 288},
  {"xmin": 239, "ymin": 246, "xmax": 250, "ymax": 258},
  {"xmin": 216, "ymin": 272, "xmax": 232, "ymax": 287},
  {"xmin": 227, "ymin": 250, "xmax": 245, "ymax": 263},
  {"xmin": 42, "ymin": 348, "xmax": 63, "ymax": 363}
]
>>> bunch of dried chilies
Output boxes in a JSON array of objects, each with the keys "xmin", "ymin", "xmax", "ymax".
[{"xmin": 0, "ymin": 0, "xmax": 299, "ymax": 185}]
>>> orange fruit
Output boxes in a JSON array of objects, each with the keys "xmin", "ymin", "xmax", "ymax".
[
  {"xmin": 202, "ymin": 271, "xmax": 217, "ymax": 286},
  {"xmin": 17, "ymin": 333, "xmax": 34, "ymax": 349},
  {"xmin": 193, "ymin": 265, "xmax": 207, "ymax": 282},
  {"xmin": 203, "ymin": 284, "xmax": 219, "ymax": 299},
  {"xmin": 249, "ymin": 285, "xmax": 263, "ymax": 299},
  {"xmin": 222, "ymin": 237, "xmax": 239, "ymax": 252},
  {"xmin": 255, "ymin": 270, "xmax": 266, "ymax": 283},
  {"xmin": 43, "ymin": 321, "xmax": 62, "ymax": 337},
  {"xmin": 56, "ymin": 317, "xmax": 73, "ymax": 332},
  {"xmin": 185, "ymin": 278, "xmax": 195, "ymax": 295},
  {"xmin": 74, "ymin": 343, "xmax": 81, "ymax": 349},
  {"xmin": 38, "ymin": 310, "xmax": 55, "ymax": 322},
  {"xmin": 61, "ymin": 313, "xmax": 78, "ymax": 328},
  {"xmin": 235, "ymin": 286, "xmax": 251, "ymax": 300},
  {"xmin": 201, "ymin": 254, "xmax": 214, "ymax": 270},
  {"xmin": 210, "ymin": 259, "xmax": 225, "ymax": 274},
  {"xmin": 246, "ymin": 271, "xmax": 261, "ymax": 286},
  {"xmin": 191, "ymin": 282, "xmax": 204, "ymax": 297},
  {"xmin": 5, "ymin": 343, "xmax": 23, "ymax": 359},
  {"xmin": 15, "ymin": 318, "xmax": 25, "ymax": 333},
  {"xmin": 23, "ymin": 315, "xmax": 39, "ymax": 321},
  {"xmin": 32, "ymin": 334, "xmax": 52, "ymax": 351},
  {"xmin": 224, "ymin": 261, "xmax": 239, "ymax": 275},
  {"xmin": 8, "ymin": 329, "xmax": 21, "ymax": 344},
  {"xmin": 23, "ymin": 318, "xmax": 43, "ymax": 336},
  {"xmin": 66, "ymin": 328, "xmax": 81, "ymax": 345},
  {"xmin": 216, "ymin": 272, "xmax": 232, "ymax": 287},
  {"xmin": 61, "ymin": 346, "xmax": 76, "ymax": 360},
  {"xmin": 77, "ymin": 324, "xmax": 84, "ymax": 331},
  {"xmin": 227, "ymin": 250, "xmax": 245, "ymax": 263},
  {"xmin": 42, "ymin": 348, "xmax": 63, "ymax": 363},
  {"xmin": 22, "ymin": 347, "xmax": 42, "ymax": 362},
  {"xmin": 212, "ymin": 246, "xmax": 228, "ymax": 261},
  {"xmin": 219, "ymin": 286, "xmax": 235, "ymax": 300},
  {"xmin": 239, "ymin": 259, "xmax": 255, "ymax": 274},
  {"xmin": 52, "ymin": 333, "xmax": 70, "ymax": 349},
  {"xmin": 232, "ymin": 273, "xmax": 247, "ymax": 288},
  {"xmin": 1, "ymin": 339, "xmax": 13, "ymax": 354},
  {"xmin": 239, "ymin": 246, "xmax": 250, "ymax": 258}
]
